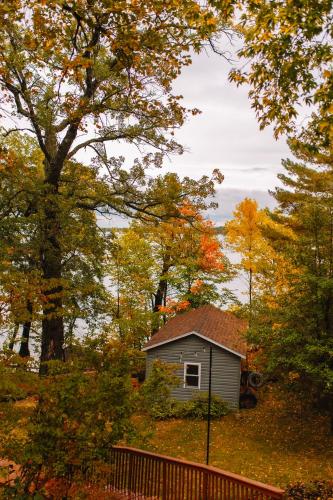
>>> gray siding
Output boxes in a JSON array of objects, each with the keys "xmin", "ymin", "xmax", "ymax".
[{"xmin": 146, "ymin": 335, "xmax": 241, "ymax": 408}]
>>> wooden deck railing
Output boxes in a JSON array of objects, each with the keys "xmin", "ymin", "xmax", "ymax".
[{"xmin": 107, "ymin": 446, "xmax": 285, "ymax": 499}]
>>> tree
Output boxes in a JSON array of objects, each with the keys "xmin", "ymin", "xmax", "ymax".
[
  {"xmin": 248, "ymin": 121, "xmax": 333, "ymax": 430},
  {"xmin": 0, "ymin": 1, "xmax": 229, "ymax": 366},
  {"xmin": 106, "ymin": 175, "xmax": 232, "ymax": 344},
  {"xmin": 137, "ymin": 173, "xmax": 229, "ymax": 319},
  {"xmin": 231, "ymin": 0, "xmax": 333, "ymax": 137},
  {"xmin": 0, "ymin": 133, "xmax": 45, "ymax": 356},
  {"xmin": 156, "ymin": 216, "xmax": 233, "ymax": 315},
  {"xmin": 225, "ymin": 199, "xmax": 284, "ymax": 308},
  {"xmin": 105, "ymin": 227, "xmax": 157, "ymax": 348},
  {"xmin": 0, "ymin": 133, "xmax": 110, "ymax": 357}
]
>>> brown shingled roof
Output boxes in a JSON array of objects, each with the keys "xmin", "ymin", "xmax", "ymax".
[{"xmin": 143, "ymin": 304, "xmax": 247, "ymax": 357}]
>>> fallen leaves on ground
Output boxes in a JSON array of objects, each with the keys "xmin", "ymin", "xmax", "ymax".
[{"xmin": 134, "ymin": 385, "xmax": 333, "ymax": 488}]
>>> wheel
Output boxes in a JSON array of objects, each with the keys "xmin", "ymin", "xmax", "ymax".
[
  {"xmin": 248, "ymin": 371, "xmax": 264, "ymax": 388},
  {"xmin": 239, "ymin": 393, "xmax": 257, "ymax": 409}
]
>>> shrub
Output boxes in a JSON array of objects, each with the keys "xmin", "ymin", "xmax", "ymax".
[
  {"xmin": 0, "ymin": 352, "xmax": 39, "ymax": 402},
  {"xmin": 179, "ymin": 393, "xmax": 229, "ymax": 420},
  {"xmin": 146, "ymin": 398, "xmax": 182, "ymax": 420},
  {"xmin": 286, "ymin": 480, "xmax": 333, "ymax": 499},
  {"xmin": 2, "ymin": 338, "xmax": 136, "ymax": 496},
  {"xmin": 141, "ymin": 386, "xmax": 230, "ymax": 421},
  {"xmin": 0, "ymin": 376, "xmax": 27, "ymax": 402},
  {"xmin": 140, "ymin": 361, "xmax": 229, "ymax": 420},
  {"xmin": 146, "ymin": 394, "xmax": 229, "ymax": 421},
  {"xmin": 140, "ymin": 359, "xmax": 180, "ymax": 419}
]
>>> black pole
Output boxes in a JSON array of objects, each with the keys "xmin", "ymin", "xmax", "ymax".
[{"xmin": 206, "ymin": 346, "xmax": 212, "ymax": 465}]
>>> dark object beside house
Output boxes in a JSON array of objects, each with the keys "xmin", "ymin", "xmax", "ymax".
[
  {"xmin": 239, "ymin": 370, "xmax": 264, "ymax": 409},
  {"xmin": 143, "ymin": 305, "xmax": 247, "ymax": 409}
]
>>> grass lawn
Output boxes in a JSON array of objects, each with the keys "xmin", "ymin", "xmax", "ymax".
[
  {"xmin": 135, "ymin": 385, "xmax": 333, "ymax": 489},
  {"xmin": 1, "ymin": 386, "xmax": 333, "ymax": 491}
]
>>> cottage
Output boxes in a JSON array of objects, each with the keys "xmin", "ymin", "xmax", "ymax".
[{"xmin": 143, "ymin": 304, "xmax": 247, "ymax": 408}]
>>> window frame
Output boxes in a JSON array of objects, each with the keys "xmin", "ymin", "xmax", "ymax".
[{"xmin": 183, "ymin": 362, "xmax": 201, "ymax": 389}]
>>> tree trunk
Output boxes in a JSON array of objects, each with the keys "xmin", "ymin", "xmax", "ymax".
[
  {"xmin": 152, "ymin": 278, "xmax": 168, "ymax": 334},
  {"xmin": 249, "ymin": 266, "xmax": 253, "ymax": 327},
  {"xmin": 325, "ymin": 291, "xmax": 333, "ymax": 337},
  {"xmin": 326, "ymin": 209, "xmax": 333, "ymax": 336},
  {"xmin": 19, "ymin": 301, "xmax": 33, "ymax": 357},
  {"xmin": 249, "ymin": 267, "xmax": 253, "ymax": 309},
  {"xmin": 152, "ymin": 260, "xmax": 170, "ymax": 334},
  {"xmin": 328, "ymin": 396, "xmax": 333, "ymax": 435},
  {"xmin": 66, "ymin": 316, "xmax": 77, "ymax": 348},
  {"xmin": 8, "ymin": 323, "xmax": 20, "ymax": 351},
  {"xmin": 39, "ymin": 178, "xmax": 64, "ymax": 374},
  {"xmin": 153, "ymin": 279, "xmax": 168, "ymax": 314}
]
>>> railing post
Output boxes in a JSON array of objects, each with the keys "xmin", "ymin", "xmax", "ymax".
[
  {"xmin": 162, "ymin": 460, "xmax": 167, "ymax": 500},
  {"xmin": 203, "ymin": 470, "xmax": 208, "ymax": 500},
  {"xmin": 128, "ymin": 452, "xmax": 133, "ymax": 499}
]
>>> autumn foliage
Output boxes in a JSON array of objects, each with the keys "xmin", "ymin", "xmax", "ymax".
[{"xmin": 0, "ymin": 0, "xmax": 229, "ymax": 365}]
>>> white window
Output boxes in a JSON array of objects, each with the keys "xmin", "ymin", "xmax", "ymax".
[{"xmin": 184, "ymin": 362, "xmax": 201, "ymax": 389}]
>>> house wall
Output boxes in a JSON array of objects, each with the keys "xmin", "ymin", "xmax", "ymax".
[{"xmin": 146, "ymin": 334, "xmax": 241, "ymax": 408}]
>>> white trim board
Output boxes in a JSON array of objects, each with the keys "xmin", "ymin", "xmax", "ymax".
[{"xmin": 142, "ymin": 330, "xmax": 245, "ymax": 359}]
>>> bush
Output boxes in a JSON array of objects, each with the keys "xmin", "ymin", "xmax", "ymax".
[
  {"xmin": 146, "ymin": 394, "xmax": 229, "ymax": 421},
  {"xmin": 146, "ymin": 398, "xmax": 182, "ymax": 420},
  {"xmin": 286, "ymin": 480, "xmax": 333, "ymax": 499},
  {"xmin": 179, "ymin": 393, "xmax": 229, "ymax": 420},
  {"xmin": 0, "ymin": 352, "xmax": 39, "ymax": 402},
  {"xmin": 140, "ymin": 360, "xmax": 180, "ymax": 419},
  {"xmin": 2, "ymin": 338, "xmax": 136, "ymax": 497},
  {"xmin": 0, "ymin": 376, "xmax": 27, "ymax": 402},
  {"xmin": 140, "ymin": 361, "xmax": 229, "ymax": 420}
]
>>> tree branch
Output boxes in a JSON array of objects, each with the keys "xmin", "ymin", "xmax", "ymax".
[
  {"xmin": 2, "ymin": 127, "xmax": 35, "ymax": 137},
  {"xmin": 4, "ymin": 81, "xmax": 50, "ymax": 161},
  {"xmin": 67, "ymin": 133, "xmax": 133, "ymax": 158}
]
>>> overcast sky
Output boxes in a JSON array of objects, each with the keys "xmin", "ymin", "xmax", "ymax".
[
  {"xmin": 167, "ymin": 50, "xmax": 291, "ymax": 191},
  {"xmin": 98, "ymin": 48, "xmax": 293, "ymax": 227}
]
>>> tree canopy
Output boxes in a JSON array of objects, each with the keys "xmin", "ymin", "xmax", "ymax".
[
  {"xmin": 231, "ymin": 0, "xmax": 333, "ymax": 137},
  {"xmin": 239, "ymin": 119, "xmax": 333, "ymax": 428},
  {"xmin": 0, "ymin": 0, "xmax": 229, "ymax": 366}
]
